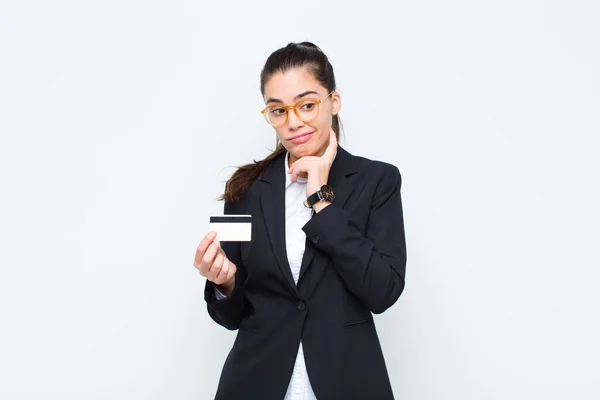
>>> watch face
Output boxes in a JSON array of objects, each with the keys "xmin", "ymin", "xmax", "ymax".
[{"xmin": 321, "ymin": 185, "xmax": 335, "ymax": 202}]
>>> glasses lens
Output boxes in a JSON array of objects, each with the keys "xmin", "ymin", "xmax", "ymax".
[
  {"xmin": 297, "ymin": 100, "xmax": 319, "ymax": 122},
  {"xmin": 266, "ymin": 107, "xmax": 287, "ymax": 126}
]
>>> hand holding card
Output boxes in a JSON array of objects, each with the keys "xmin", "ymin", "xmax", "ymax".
[{"xmin": 193, "ymin": 230, "xmax": 237, "ymax": 296}]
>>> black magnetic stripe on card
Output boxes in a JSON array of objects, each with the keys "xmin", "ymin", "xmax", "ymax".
[{"xmin": 210, "ymin": 216, "xmax": 252, "ymax": 223}]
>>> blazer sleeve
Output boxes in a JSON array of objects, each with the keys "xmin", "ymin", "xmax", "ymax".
[
  {"xmin": 302, "ymin": 164, "xmax": 407, "ymax": 314},
  {"xmin": 203, "ymin": 190, "xmax": 247, "ymax": 330}
]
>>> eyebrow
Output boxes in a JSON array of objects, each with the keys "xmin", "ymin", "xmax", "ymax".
[{"xmin": 266, "ymin": 90, "xmax": 319, "ymax": 104}]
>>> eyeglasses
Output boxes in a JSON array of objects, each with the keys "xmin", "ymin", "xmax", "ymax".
[{"xmin": 261, "ymin": 90, "xmax": 334, "ymax": 127}]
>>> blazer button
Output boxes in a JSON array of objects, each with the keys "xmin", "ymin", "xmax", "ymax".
[
  {"xmin": 297, "ymin": 301, "xmax": 306, "ymax": 311},
  {"xmin": 312, "ymin": 236, "xmax": 319, "ymax": 244}
]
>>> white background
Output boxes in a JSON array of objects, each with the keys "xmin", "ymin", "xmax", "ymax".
[{"xmin": 1, "ymin": 0, "xmax": 599, "ymax": 399}]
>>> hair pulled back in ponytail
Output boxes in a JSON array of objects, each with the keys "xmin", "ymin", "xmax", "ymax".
[{"xmin": 218, "ymin": 41, "xmax": 342, "ymax": 204}]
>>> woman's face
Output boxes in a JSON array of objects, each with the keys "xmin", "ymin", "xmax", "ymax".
[{"xmin": 262, "ymin": 67, "xmax": 341, "ymax": 160}]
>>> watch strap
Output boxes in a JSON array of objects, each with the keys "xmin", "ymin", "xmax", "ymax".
[{"xmin": 303, "ymin": 190, "xmax": 322, "ymax": 208}]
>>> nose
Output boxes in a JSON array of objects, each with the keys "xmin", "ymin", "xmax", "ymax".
[{"xmin": 286, "ymin": 108, "xmax": 304, "ymax": 130}]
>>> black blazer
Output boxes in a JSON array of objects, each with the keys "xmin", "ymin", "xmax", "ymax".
[{"xmin": 204, "ymin": 145, "xmax": 407, "ymax": 399}]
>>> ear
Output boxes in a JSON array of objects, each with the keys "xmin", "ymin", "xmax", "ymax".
[{"xmin": 331, "ymin": 91, "xmax": 342, "ymax": 115}]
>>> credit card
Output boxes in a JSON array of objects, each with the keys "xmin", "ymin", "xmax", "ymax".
[{"xmin": 209, "ymin": 215, "xmax": 252, "ymax": 242}]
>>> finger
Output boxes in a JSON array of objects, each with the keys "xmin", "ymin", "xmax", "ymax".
[
  {"xmin": 206, "ymin": 244, "xmax": 224, "ymax": 280},
  {"xmin": 199, "ymin": 240, "xmax": 220, "ymax": 276},
  {"xmin": 323, "ymin": 128, "xmax": 338, "ymax": 162},
  {"xmin": 288, "ymin": 158, "xmax": 309, "ymax": 174},
  {"xmin": 214, "ymin": 256, "xmax": 230, "ymax": 284},
  {"xmin": 194, "ymin": 231, "xmax": 217, "ymax": 267},
  {"xmin": 290, "ymin": 158, "xmax": 308, "ymax": 177},
  {"xmin": 292, "ymin": 166, "xmax": 304, "ymax": 182},
  {"xmin": 225, "ymin": 260, "xmax": 236, "ymax": 283},
  {"xmin": 207, "ymin": 252, "xmax": 225, "ymax": 282},
  {"xmin": 289, "ymin": 163, "xmax": 299, "ymax": 182}
]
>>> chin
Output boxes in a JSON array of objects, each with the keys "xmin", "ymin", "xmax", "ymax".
[
  {"xmin": 293, "ymin": 146, "xmax": 317, "ymax": 158},
  {"xmin": 298, "ymin": 139, "xmax": 323, "ymax": 153}
]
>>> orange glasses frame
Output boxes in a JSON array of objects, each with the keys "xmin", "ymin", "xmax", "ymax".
[{"xmin": 261, "ymin": 90, "xmax": 335, "ymax": 127}]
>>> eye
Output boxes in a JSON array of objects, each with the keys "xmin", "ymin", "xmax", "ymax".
[
  {"xmin": 300, "ymin": 101, "xmax": 317, "ymax": 111},
  {"xmin": 269, "ymin": 108, "xmax": 286, "ymax": 116}
]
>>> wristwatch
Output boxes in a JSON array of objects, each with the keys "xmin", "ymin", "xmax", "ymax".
[{"xmin": 303, "ymin": 184, "xmax": 336, "ymax": 208}]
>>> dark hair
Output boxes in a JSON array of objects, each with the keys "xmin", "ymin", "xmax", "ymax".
[{"xmin": 218, "ymin": 41, "xmax": 342, "ymax": 204}]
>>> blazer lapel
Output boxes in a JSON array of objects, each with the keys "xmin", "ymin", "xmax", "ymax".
[
  {"xmin": 297, "ymin": 145, "xmax": 358, "ymax": 284},
  {"xmin": 259, "ymin": 152, "xmax": 299, "ymax": 295}
]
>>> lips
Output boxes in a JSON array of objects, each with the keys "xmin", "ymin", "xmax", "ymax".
[{"xmin": 290, "ymin": 131, "xmax": 314, "ymax": 140}]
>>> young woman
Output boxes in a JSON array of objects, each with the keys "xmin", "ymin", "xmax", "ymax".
[{"xmin": 194, "ymin": 42, "xmax": 407, "ymax": 400}]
